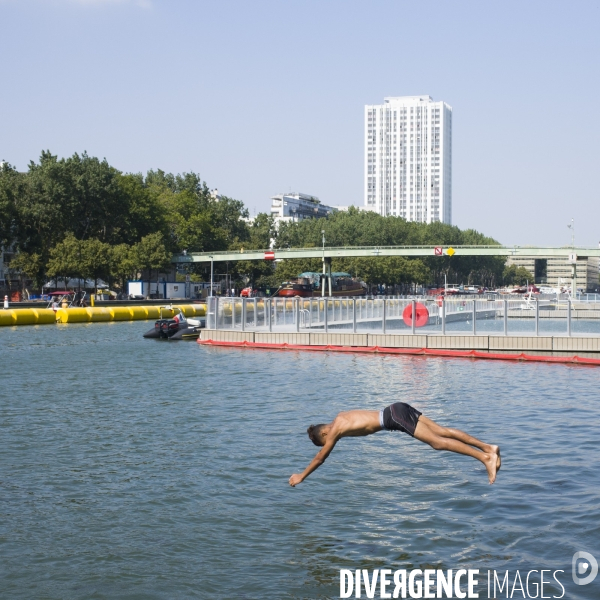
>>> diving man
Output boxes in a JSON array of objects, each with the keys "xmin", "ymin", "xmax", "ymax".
[{"xmin": 289, "ymin": 402, "xmax": 500, "ymax": 487}]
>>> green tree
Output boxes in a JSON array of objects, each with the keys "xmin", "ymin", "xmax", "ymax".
[
  {"xmin": 45, "ymin": 235, "xmax": 112, "ymax": 291},
  {"xmin": 503, "ymin": 265, "xmax": 532, "ymax": 286},
  {"xmin": 0, "ymin": 162, "xmax": 24, "ymax": 248},
  {"xmin": 131, "ymin": 233, "xmax": 171, "ymax": 283},
  {"xmin": 147, "ymin": 169, "xmax": 250, "ymax": 254},
  {"xmin": 3, "ymin": 151, "xmax": 254, "ymax": 292},
  {"xmin": 7, "ymin": 251, "xmax": 45, "ymax": 291},
  {"xmin": 23, "ymin": 151, "xmax": 126, "ymax": 245},
  {"xmin": 80, "ymin": 238, "xmax": 111, "ymax": 290},
  {"xmin": 45, "ymin": 234, "xmax": 81, "ymax": 287},
  {"xmin": 110, "ymin": 244, "xmax": 137, "ymax": 291},
  {"xmin": 117, "ymin": 173, "xmax": 166, "ymax": 244}
]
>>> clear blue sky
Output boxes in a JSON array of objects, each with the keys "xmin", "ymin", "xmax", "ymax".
[{"xmin": 1, "ymin": 0, "xmax": 599, "ymax": 246}]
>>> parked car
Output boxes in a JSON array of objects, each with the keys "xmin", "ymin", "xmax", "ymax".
[{"xmin": 240, "ymin": 287, "xmax": 257, "ymax": 297}]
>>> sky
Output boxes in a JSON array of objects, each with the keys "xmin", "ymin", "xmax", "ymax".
[{"xmin": 1, "ymin": 0, "xmax": 599, "ymax": 247}]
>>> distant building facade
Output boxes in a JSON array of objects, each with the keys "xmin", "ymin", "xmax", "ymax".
[
  {"xmin": 364, "ymin": 95, "xmax": 452, "ymax": 223},
  {"xmin": 332, "ymin": 204, "xmax": 372, "ymax": 213},
  {"xmin": 270, "ymin": 192, "xmax": 336, "ymax": 225},
  {"xmin": 506, "ymin": 256, "xmax": 600, "ymax": 292}
]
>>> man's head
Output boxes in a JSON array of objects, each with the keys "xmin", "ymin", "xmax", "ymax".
[{"xmin": 307, "ymin": 424, "xmax": 328, "ymax": 447}]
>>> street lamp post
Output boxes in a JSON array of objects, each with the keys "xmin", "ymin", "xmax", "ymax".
[
  {"xmin": 321, "ymin": 230, "xmax": 326, "ymax": 298},
  {"xmin": 209, "ymin": 256, "xmax": 214, "ymax": 297},
  {"xmin": 568, "ymin": 218, "xmax": 574, "ymax": 249},
  {"xmin": 567, "ymin": 219, "xmax": 576, "ymax": 300}
]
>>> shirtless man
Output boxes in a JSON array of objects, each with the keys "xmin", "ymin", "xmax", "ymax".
[{"xmin": 289, "ymin": 402, "xmax": 501, "ymax": 487}]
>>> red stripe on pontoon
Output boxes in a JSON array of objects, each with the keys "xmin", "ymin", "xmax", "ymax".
[{"xmin": 196, "ymin": 339, "xmax": 600, "ymax": 366}]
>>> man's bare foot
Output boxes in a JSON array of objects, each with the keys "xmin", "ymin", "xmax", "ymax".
[
  {"xmin": 489, "ymin": 445, "xmax": 501, "ymax": 472},
  {"xmin": 488, "ymin": 443, "xmax": 499, "ymax": 455},
  {"xmin": 483, "ymin": 452, "xmax": 498, "ymax": 484}
]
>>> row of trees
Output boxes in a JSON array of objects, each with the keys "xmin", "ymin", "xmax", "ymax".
[
  {"xmin": 0, "ymin": 150, "xmax": 528, "ymax": 293},
  {"xmin": 0, "ymin": 151, "xmax": 249, "ymax": 290},
  {"xmin": 9, "ymin": 232, "xmax": 172, "ymax": 292}
]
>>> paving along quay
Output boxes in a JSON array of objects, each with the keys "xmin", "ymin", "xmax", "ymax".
[{"xmin": 6, "ymin": 244, "xmax": 600, "ymax": 364}]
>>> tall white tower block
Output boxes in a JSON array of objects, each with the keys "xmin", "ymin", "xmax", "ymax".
[{"xmin": 364, "ymin": 95, "xmax": 452, "ymax": 223}]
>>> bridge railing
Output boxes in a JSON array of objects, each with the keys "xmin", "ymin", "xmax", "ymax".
[{"xmin": 184, "ymin": 244, "xmax": 508, "ymax": 258}]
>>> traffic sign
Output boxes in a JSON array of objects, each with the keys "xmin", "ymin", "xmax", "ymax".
[
  {"xmin": 434, "ymin": 246, "xmax": 443, "ymax": 256},
  {"xmin": 264, "ymin": 251, "xmax": 275, "ymax": 260},
  {"xmin": 446, "ymin": 247, "xmax": 455, "ymax": 257}
]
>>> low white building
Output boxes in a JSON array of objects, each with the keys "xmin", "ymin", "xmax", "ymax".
[
  {"xmin": 332, "ymin": 204, "xmax": 372, "ymax": 213},
  {"xmin": 270, "ymin": 192, "xmax": 336, "ymax": 225}
]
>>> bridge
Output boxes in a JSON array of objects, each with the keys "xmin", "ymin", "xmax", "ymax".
[{"xmin": 173, "ymin": 245, "xmax": 600, "ymax": 263}]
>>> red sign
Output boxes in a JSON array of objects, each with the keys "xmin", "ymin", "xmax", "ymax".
[
  {"xmin": 434, "ymin": 246, "xmax": 443, "ymax": 256},
  {"xmin": 264, "ymin": 251, "xmax": 275, "ymax": 260}
]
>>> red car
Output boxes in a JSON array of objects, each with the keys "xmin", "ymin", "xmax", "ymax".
[{"xmin": 240, "ymin": 287, "xmax": 257, "ymax": 297}]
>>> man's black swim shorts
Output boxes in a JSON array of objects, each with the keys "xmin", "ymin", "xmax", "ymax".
[{"xmin": 380, "ymin": 402, "xmax": 422, "ymax": 437}]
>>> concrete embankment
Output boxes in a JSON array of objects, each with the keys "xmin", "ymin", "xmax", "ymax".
[{"xmin": 0, "ymin": 304, "xmax": 205, "ymax": 326}]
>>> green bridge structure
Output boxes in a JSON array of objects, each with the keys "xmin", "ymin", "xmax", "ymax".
[{"xmin": 173, "ymin": 245, "xmax": 600, "ymax": 264}]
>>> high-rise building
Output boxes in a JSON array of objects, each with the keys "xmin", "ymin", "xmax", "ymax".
[{"xmin": 364, "ymin": 95, "xmax": 452, "ymax": 223}]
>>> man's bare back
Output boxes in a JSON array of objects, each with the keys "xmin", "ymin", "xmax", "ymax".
[
  {"xmin": 289, "ymin": 403, "xmax": 500, "ymax": 487},
  {"xmin": 328, "ymin": 409, "xmax": 383, "ymax": 438}
]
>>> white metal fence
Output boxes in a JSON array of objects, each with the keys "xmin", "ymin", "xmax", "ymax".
[{"xmin": 205, "ymin": 296, "xmax": 599, "ymax": 336}]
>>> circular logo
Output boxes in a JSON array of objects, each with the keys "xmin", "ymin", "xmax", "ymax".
[{"xmin": 573, "ymin": 551, "xmax": 598, "ymax": 586}]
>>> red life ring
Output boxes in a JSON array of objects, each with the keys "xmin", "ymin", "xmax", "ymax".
[{"xmin": 403, "ymin": 302, "xmax": 430, "ymax": 327}]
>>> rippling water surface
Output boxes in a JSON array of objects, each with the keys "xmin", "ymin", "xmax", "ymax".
[{"xmin": 1, "ymin": 321, "xmax": 599, "ymax": 599}]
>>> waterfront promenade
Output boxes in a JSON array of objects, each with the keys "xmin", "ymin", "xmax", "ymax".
[{"xmin": 201, "ymin": 296, "xmax": 600, "ymax": 362}]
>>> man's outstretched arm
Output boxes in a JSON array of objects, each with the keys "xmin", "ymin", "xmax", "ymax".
[{"xmin": 289, "ymin": 439, "xmax": 337, "ymax": 487}]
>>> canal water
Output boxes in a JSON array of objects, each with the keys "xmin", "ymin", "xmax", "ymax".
[{"xmin": 1, "ymin": 321, "xmax": 598, "ymax": 599}]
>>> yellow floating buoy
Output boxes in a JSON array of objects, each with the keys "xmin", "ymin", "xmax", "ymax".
[
  {"xmin": 109, "ymin": 307, "xmax": 134, "ymax": 321},
  {"xmin": 55, "ymin": 307, "xmax": 91, "ymax": 323},
  {"xmin": 87, "ymin": 307, "xmax": 112, "ymax": 322},
  {"xmin": 0, "ymin": 310, "xmax": 17, "ymax": 326},
  {"xmin": 176, "ymin": 304, "xmax": 206, "ymax": 317},
  {"xmin": 12, "ymin": 309, "xmax": 38, "ymax": 325},
  {"xmin": 1, "ymin": 302, "xmax": 207, "ymax": 325},
  {"xmin": 31, "ymin": 308, "xmax": 57, "ymax": 324},
  {"xmin": 128, "ymin": 306, "xmax": 147, "ymax": 320},
  {"xmin": 145, "ymin": 306, "xmax": 161, "ymax": 319}
]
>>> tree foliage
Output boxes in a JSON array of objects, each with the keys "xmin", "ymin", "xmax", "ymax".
[
  {"xmin": 2, "ymin": 151, "xmax": 508, "ymax": 292},
  {"xmin": 1, "ymin": 152, "xmax": 250, "ymax": 291},
  {"xmin": 271, "ymin": 208, "xmax": 504, "ymax": 288},
  {"xmin": 502, "ymin": 265, "xmax": 532, "ymax": 286}
]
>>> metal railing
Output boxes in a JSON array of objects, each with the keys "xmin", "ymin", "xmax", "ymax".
[{"xmin": 205, "ymin": 296, "xmax": 600, "ymax": 337}]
